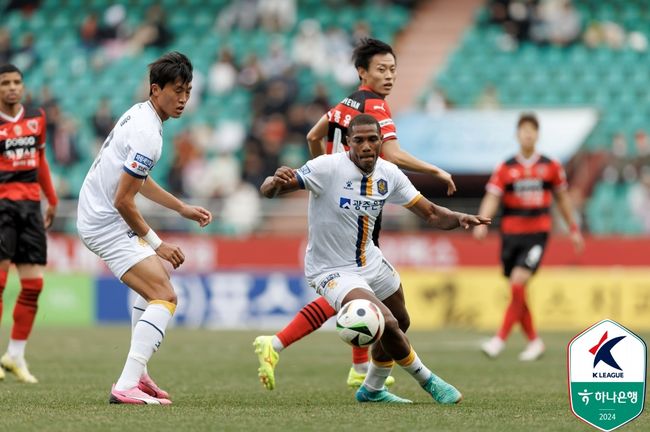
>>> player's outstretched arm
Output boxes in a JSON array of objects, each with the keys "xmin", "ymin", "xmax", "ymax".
[
  {"xmin": 140, "ymin": 176, "xmax": 212, "ymax": 227},
  {"xmin": 261, "ymin": 166, "xmax": 301, "ymax": 198},
  {"xmin": 555, "ymin": 188, "xmax": 584, "ymax": 254},
  {"xmin": 408, "ymin": 195, "xmax": 491, "ymax": 230},
  {"xmin": 306, "ymin": 115, "xmax": 328, "ymax": 158},
  {"xmin": 114, "ymin": 172, "xmax": 186, "ymax": 268},
  {"xmin": 37, "ymin": 149, "xmax": 58, "ymax": 229},
  {"xmin": 473, "ymin": 192, "xmax": 500, "ymax": 241},
  {"xmin": 381, "ymin": 139, "xmax": 456, "ymax": 195}
]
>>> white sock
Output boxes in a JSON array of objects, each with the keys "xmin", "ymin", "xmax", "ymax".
[
  {"xmin": 397, "ymin": 349, "xmax": 433, "ymax": 386},
  {"xmin": 7, "ymin": 339, "xmax": 27, "ymax": 364},
  {"xmin": 271, "ymin": 335, "xmax": 285, "ymax": 352},
  {"xmin": 363, "ymin": 361, "xmax": 393, "ymax": 391},
  {"xmin": 115, "ymin": 302, "xmax": 174, "ymax": 391},
  {"xmin": 131, "ymin": 295, "xmax": 149, "ymax": 376},
  {"xmin": 353, "ymin": 362, "xmax": 369, "ymax": 374}
]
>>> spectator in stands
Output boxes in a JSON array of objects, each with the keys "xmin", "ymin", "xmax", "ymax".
[
  {"xmin": 11, "ymin": 32, "xmax": 38, "ymax": 72},
  {"xmin": 238, "ymin": 54, "xmax": 263, "ymax": 90},
  {"xmin": 260, "ymin": 41, "xmax": 292, "ymax": 79},
  {"xmin": 532, "ymin": 0, "xmax": 581, "ymax": 46},
  {"xmin": 634, "ymin": 130, "xmax": 650, "ymax": 174},
  {"xmin": 80, "ymin": 12, "xmax": 102, "ymax": 50},
  {"xmin": 168, "ymin": 130, "xmax": 201, "ymax": 197},
  {"xmin": 423, "ymin": 86, "xmax": 450, "ymax": 116},
  {"xmin": 0, "ymin": 29, "xmax": 14, "ymax": 64},
  {"xmin": 258, "ymin": 0, "xmax": 296, "ymax": 33},
  {"xmin": 128, "ymin": 5, "xmax": 172, "ymax": 54},
  {"xmin": 92, "ymin": 98, "xmax": 115, "ymax": 146},
  {"xmin": 51, "ymin": 117, "xmax": 80, "ymax": 167},
  {"xmin": 629, "ymin": 166, "xmax": 650, "ymax": 233},
  {"xmin": 208, "ymin": 48, "xmax": 239, "ymax": 95},
  {"xmin": 215, "ymin": 0, "xmax": 259, "ymax": 33},
  {"xmin": 292, "ymin": 20, "xmax": 327, "ymax": 75}
]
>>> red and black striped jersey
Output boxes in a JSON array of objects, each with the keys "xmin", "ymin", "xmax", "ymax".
[
  {"xmin": 487, "ymin": 153, "xmax": 567, "ymax": 235},
  {"xmin": 0, "ymin": 105, "xmax": 47, "ymax": 202},
  {"xmin": 326, "ymin": 85, "xmax": 397, "ymax": 154}
]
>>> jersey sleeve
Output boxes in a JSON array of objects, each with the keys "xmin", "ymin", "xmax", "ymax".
[
  {"xmin": 295, "ymin": 154, "xmax": 335, "ymax": 196},
  {"xmin": 37, "ymin": 108, "xmax": 47, "ymax": 150},
  {"xmin": 385, "ymin": 165, "xmax": 422, "ymax": 207},
  {"xmin": 364, "ymin": 100, "xmax": 397, "ymax": 142},
  {"xmin": 486, "ymin": 162, "xmax": 506, "ymax": 196},
  {"xmin": 551, "ymin": 160, "xmax": 568, "ymax": 191},
  {"xmin": 123, "ymin": 128, "xmax": 159, "ymax": 179}
]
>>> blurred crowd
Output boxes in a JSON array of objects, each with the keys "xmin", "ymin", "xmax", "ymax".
[
  {"xmin": 486, "ymin": 0, "xmax": 648, "ymax": 52},
  {"xmin": 1, "ymin": 0, "xmax": 416, "ymax": 233}
]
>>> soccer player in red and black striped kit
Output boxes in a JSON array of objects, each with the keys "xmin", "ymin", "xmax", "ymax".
[
  {"xmin": 0, "ymin": 64, "xmax": 58, "ymax": 383},
  {"xmin": 254, "ymin": 38, "xmax": 457, "ymax": 390},
  {"xmin": 474, "ymin": 113, "xmax": 584, "ymax": 361}
]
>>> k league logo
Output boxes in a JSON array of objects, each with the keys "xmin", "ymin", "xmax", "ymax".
[{"xmin": 568, "ymin": 319, "xmax": 647, "ymax": 431}]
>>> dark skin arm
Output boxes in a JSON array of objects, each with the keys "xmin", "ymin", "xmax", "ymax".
[
  {"xmin": 407, "ymin": 195, "xmax": 491, "ymax": 230},
  {"xmin": 260, "ymin": 166, "xmax": 302, "ymax": 198}
]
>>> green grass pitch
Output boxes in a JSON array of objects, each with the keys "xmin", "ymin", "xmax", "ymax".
[{"xmin": 0, "ymin": 328, "xmax": 647, "ymax": 432}]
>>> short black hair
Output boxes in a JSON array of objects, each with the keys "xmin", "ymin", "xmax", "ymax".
[
  {"xmin": 352, "ymin": 38, "xmax": 396, "ymax": 71},
  {"xmin": 517, "ymin": 112, "xmax": 539, "ymax": 130},
  {"xmin": 348, "ymin": 114, "xmax": 381, "ymax": 136},
  {"xmin": 149, "ymin": 51, "xmax": 192, "ymax": 96},
  {"xmin": 0, "ymin": 64, "xmax": 23, "ymax": 77}
]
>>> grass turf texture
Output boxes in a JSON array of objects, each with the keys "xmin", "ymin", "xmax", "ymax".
[{"xmin": 0, "ymin": 328, "xmax": 647, "ymax": 432}]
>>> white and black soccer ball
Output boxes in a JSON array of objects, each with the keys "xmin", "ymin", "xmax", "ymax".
[{"xmin": 336, "ymin": 299, "xmax": 385, "ymax": 347}]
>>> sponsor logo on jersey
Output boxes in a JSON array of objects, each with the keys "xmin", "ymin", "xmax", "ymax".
[
  {"xmin": 27, "ymin": 119, "xmax": 39, "ymax": 133},
  {"xmin": 119, "ymin": 115, "xmax": 131, "ymax": 127},
  {"xmin": 126, "ymin": 230, "xmax": 137, "ymax": 238},
  {"xmin": 318, "ymin": 272, "xmax": 340, "ymax": 292},
  {"xmin": 341, "ymin": 97, "xmax": 360, "ymax": 110},
  {"xmin": 377, "ymin": 179, "xmax": 388, "ymax": 195},
  {"xmin": 339, "ymin": 197, "xmax": 351, "ymax": 209},
  {"xmin": 344, "ymin": 180, "xmax": 353, "ymax": 190},
  {"xmin": 298, "ymin": 165, "xmax": 311, "ymax": 176},
  {"xmin": 0, "ymin": 128, "xmax": 7, "ymax": 137},
  {"xmin": 378, "ymin": 119, "xmax": 393, "ymax": 127},
  {"xmin": 134, "ymin": 153, "xmax": 154, "ymax": 169},
  {"xmin": 373, "ymin": 103, "xmax": 385, "ymax": 111},
  {"xmin": 13, "ymin": 125, "xmax": 22, "ymax": 136}
]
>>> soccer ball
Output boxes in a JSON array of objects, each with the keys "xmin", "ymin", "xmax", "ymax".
[{"xmin": 336, "ymin": 299, "xmax": 385, "ymax": 347}]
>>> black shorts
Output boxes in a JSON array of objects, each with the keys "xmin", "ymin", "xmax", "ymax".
[
  {"xmin": 0, "ymin": 199, "xmax": 47, "ymax": 265},
  {"xmin": 501, "ymin": 232, "xmax": 548, "ymax": 278}
]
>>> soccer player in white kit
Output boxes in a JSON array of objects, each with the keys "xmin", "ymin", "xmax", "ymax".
[
  {"xmin": 77, "ymin": 52, "xmax": 212, "ymax": 405},
  {"xmin": 261, "ymin": 114, "xmax": 491, "ymax": 403}
]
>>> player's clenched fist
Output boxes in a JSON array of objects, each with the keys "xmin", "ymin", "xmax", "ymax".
[
  {"xmin": 179, "ymin": 204, "xmax": 212, "ymax": 227},
  {"xmin": 155, "ymin": 242, "xmax": 185, "ymax": 269}
]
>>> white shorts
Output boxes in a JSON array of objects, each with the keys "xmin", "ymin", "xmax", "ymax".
[
  {"xmin": 78, "ymin": 221, "xmax": 156, "ymax": 280},
  {"xmin": 309, "ymin": 259, "xmax": 401, "ymax": 311}
]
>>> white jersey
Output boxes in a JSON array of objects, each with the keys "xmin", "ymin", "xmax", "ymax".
[
  {"xmin": 77, "ymin": 101, "xmax": 163, "ymax": 234},
  {"xmin": 296, "ymin": 152, "xmax": 422, "ymax": 280}
]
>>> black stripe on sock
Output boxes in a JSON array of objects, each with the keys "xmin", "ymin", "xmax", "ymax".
[
  {"xmin": 139, "ymin": 319, "xmax": 165, "ymax": 339},
  {"xmin": 305, "ymin": 303, "xmax": 327, "ymax": 326},
  {"xmin": 309, "ymin": 302, "xmax": 330, "ymax": 323},
  {"xmin": 299, "ymin": 309, "xmax": 319, "ymax": 331}
]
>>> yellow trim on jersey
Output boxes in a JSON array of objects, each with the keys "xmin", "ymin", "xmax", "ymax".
[
  {"xmin": 403, "ymin": 194, "xmax": 423, "ymax": 209},
  {"xmin": 366, "ymin": 175, "xmax": 373, "ymax": 196},
  {"xmin": 355, "ymin": 215, "xmax": 370, "ymax": 267},
  {"xmin": 150, "ymin": 300, "xmax": 176, "ymax": 315}
]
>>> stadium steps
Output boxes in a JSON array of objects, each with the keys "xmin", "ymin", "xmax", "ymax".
[{"xmin": 390, "ymin": 0, "xmax": 482, "ymax": 113}]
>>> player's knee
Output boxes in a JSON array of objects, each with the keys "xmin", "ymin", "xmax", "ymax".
[
  {"xmin": 148, "ymin": 279, "xmax": 177, "ymax": 305},
  {"xmin": 382, "ymin": 312, "xmax": 401, "ymax": 336},
  {"xmin": 397, "ymin": 311, "xmax": 410, "ymax": 332}
]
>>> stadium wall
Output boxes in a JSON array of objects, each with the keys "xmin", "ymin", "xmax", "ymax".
[{"xmin": 4, "ymin": 234, "xmax": 648, "ymax": 330}]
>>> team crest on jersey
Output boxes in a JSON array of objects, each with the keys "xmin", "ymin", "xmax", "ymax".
[
  {"xmin": 13, "ymin": 125, "xmax": 22, "ymax": 136},
  {"xmin": 377, "ymin": 179, "xmax": 388, "ymax": 196},
  {"xmin": 339, "ymin": 197, "xmax": 351, "ymax": 209},
  {"xmin": 27, "ymin": 119, "xmax": 38, "ymax": 133}
]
